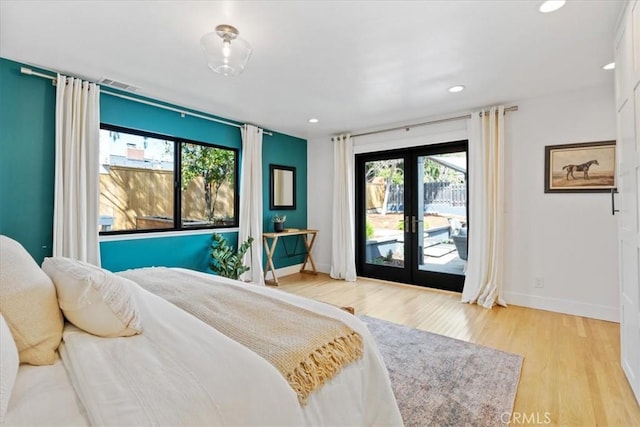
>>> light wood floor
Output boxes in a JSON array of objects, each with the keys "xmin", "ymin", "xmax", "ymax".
[{"xmin": 275, "ymin": 273, "xmax": 640, "ymax": 426}]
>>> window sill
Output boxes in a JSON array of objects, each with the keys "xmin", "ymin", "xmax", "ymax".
[{"xmin": 99, "ymin": 227, "xmax": 240, "ymax": 242}]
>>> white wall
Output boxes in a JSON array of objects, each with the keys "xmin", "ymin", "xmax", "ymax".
[
  {"xmin": 307, "ymin": 136, "xmax": 334, "ymax": 274},
  {"xmin": 308, "ymin": 83, "xmax": 619, "ymax": 321},
  {"xmin": 503, "ymin": 84, "xmax": 618, "ymax": 322}
]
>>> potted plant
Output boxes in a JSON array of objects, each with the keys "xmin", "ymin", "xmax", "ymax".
[
  {"xmin": 210, "ymin": 233, "xmax": 254, "ymax": 280},
  {"xmin": 272, "ymin": 214, "xmax": 286, "ymax": 232}
]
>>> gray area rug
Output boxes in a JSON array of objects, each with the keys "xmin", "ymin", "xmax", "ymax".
[{"xmin": 360, "ymin": 316, "xmax": 523, "ymax": 427}]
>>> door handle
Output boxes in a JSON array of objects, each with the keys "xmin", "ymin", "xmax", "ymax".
[
  {"xmin": 611, "ymin": 188, "xmax": 619, "ymax": 215},
  {"xmin": 411, "ymin": 216, "xmax": 423, "ymax": 233}
]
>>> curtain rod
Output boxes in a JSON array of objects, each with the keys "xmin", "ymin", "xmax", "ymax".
[
  {"xmin": 20, "ymin": 67, "xmax": 273, "ymax": 136},
  {"xmin": 351, "ymin": 105, "xmax": 518, "ymax": 138}
]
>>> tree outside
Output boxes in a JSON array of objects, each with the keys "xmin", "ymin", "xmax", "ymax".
[{"xmin": 181, "ymin": 143, "xmax": 235, "ymax": 222}]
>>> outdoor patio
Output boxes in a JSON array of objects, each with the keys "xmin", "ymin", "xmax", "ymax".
[
  {"xmin": 421, "ymin": 242, "xmax": 466, "ymax": 275},
  {"xmin": 365, "ymin": 226, "xmax": 467, "ymax": 276}
]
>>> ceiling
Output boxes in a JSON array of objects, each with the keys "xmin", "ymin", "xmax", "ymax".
[{"xmin": 0, "ymin": 1, "xmax": 624, "ymax": 140}]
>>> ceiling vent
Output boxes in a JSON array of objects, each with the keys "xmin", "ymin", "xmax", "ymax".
[{"xmin": 98, "ymin": 77, "xmax": 139, "ymax": 92}]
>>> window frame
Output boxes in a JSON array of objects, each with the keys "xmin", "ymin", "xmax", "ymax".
[{"xmin": 99, "ymin": 123, "xmax": 240, "ymax": 236}]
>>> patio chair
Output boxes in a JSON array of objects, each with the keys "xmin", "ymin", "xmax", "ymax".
[{"xmin": 451, "ymin": 227, "xmax": 467, "ymax": 260}]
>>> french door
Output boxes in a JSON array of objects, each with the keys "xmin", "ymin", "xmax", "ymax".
[
  {"xmin": 615, "ymin": 1, "xmax": 640, "ymax": 404},
  {"xmin": 355, "ymin": 141, "xmax": 468, "ymax": 293}
]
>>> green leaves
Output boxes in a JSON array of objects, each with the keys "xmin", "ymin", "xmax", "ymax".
[
  {"xmin": 182, "ymin": 143, "xmax": 235, "ymax": 221},
  {"xmin": 209, "ymin": 233, "xmax": 254, "ymax": 280},
  {"xmin": 365, "ymin": 159, "xmax": 404, "ymax": 184},
  {"xmin": 272, "ymin": 213, "xmax": 286, "ymax": 223},
  {"xmin": 366, "ymin": 221, "xmax": 374, "ymax": 240}
]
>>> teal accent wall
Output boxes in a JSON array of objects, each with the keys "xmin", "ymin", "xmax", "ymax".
[
  {"xmin": 101, "ymin": 232, "xmax": 237, "ymax": 272},
  {"xmin": 0, "ymin": 59, "xmax": 56, "ymax": 263},
  {"xmin": 262, "ymin": 133, "xmax": 308, "ymax": 267},
  {"xmin": 101, "ymin": 91, "xmax": 242, "ymax": 151},
  {"xmin": 0, "ymin": 57, "xmax": 307, "ymax": 273}
]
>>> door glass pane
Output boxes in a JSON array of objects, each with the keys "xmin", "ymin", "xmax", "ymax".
[
  {"xmin": 418, "ymin": 153, "xmax": 467, "ymax": 276},
  {"xmin": 364, "ymin": 158, "xmax": 405, "ymax": 268}
]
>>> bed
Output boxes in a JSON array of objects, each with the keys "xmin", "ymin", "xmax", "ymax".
[{"xmin": 0, "ymin": 235, "xmax": 403, "ymax": 426}]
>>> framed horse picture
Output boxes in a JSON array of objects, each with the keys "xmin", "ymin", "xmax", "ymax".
[{"xmin": 544, "ymin": 140, "xmax": 616, "ymax": 193}]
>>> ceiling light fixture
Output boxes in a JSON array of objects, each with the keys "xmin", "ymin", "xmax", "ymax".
[
  {"xmin": 539, "ymin": 0, "xmax": 566, "ymax": 13},
  {"xmin": 603, "ymin": 62, "xmax": 616, "ymax": 70},
  {"xmin": 200, "ymin": 24, "xmax": 252, "ymax": 77},
  {"xmin": 448, "ymin": 85, "xmax": 465, "ymax": 93},
  {"xmin": 308, "ymin": 118, "xmax": 319, "ymax": 124}
]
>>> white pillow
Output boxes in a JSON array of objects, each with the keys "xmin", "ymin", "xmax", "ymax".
[
  {"xmin": 0, "ymin": 235, "xmax": 63, "ymax": 365},
  {"xmin": 0, "ymin": 314, "xmax": 19, "ymax": 423},
  {"xmin": 42, "ymin": 257, "xmax": 142, "ymax": 338}
]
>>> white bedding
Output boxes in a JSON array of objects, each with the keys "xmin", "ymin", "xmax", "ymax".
[
  {"xmin": 173, "ymin": 269, "xmax": 403, "ymax": 426},
  {"xmin": 5, "ymin": 268, "xmax": 402, "ymax": 426},
  {"xmin": 61, "ymin": 285, "xmax": 307, "ymax": 426},
  {"xmin": 3, "ymin": 357, "xmax": 89, "ymax": 426}
]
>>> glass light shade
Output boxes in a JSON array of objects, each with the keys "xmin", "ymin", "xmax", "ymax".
[
  {"xmin": 200, "ymin": 32, "xmax": 252, "ymax": 76},
  {"xmin": 539, "ymin": 1, "xmax": 566, "ymax": 13}
]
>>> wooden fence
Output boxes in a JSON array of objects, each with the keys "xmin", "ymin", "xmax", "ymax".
[
  {"xmin": 99, "ymin": 165, "xmax": 234, "ymax": 231},
  {"xmin": 366, "ymin": 181, "xmax": 466, "ymax": 211},
  {"xmin": 423, "ymin": 182, "xmax": 466, "ymax": 206}
]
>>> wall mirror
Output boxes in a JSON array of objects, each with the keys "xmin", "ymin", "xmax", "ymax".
[{"xmin": 270, "ymin": 164, "xmax": 296, "ymax": 210}]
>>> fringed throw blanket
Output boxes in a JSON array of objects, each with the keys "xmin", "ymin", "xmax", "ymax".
[{"xmin": 119, "ymin": 267, "xmax": 363, "ymax": 404}]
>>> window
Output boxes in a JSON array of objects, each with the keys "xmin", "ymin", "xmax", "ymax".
[{"xmin": 99, "ymin": 124, "xmax": 238, "ymax": 234}]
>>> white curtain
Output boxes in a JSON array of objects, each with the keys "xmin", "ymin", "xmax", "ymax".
[
  {"xmin": 461, "ymin": 105, "xmax": 507, "ymax": 308},
  {"xmin": 53, "ymin": 75, "xmax": 101, "ymax": 265},
  {"xmin": 239, "ymin": 124, "xmax": 264, "ymax": 285},
  {"xmin": 330, "ymin": 134, "xmax": 357, "ymax": 282}
]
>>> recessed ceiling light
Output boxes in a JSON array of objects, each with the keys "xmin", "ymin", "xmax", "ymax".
[
  {"xmin": 539, "ymin": 0, "xmax": 566, "ymax": 13},
  {"xmin": 603, "ymin": 62, "xmax": 615, "ymax": 70},
  {"xmin": 448, "ymin": 85, "xmax": 465, "ymax": 93},
  {"xmin": 308, "ymin": 118, "xmax": 319, "ymax": 123}
]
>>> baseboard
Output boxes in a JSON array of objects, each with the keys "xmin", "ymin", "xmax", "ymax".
[
  {"xmin": 264, "ymin": 268, "xmax": 619, "ymax": 322},
  {"xmin": 315, "ymin": 262, "xmax": 331, "ymax": 274},
  {"xmin": 264, "ymin": 263, "xmax": 303, "ymax": 281},
  {"xmin": 503, "ymin": 291, "xmax": 619, "ymax": 322}
]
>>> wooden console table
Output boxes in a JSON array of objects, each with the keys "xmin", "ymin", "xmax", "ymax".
[{"xmin": 263, "ymin": 229, "xmax": 318, "ymax": 285}]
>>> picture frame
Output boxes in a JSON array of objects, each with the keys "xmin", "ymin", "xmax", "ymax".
[
  {"xmin": 269, "ymin": 164, "xmax": 296, "ymax": 210},
  {"xmin": 544, "ymin": 140, "xmax": 616, "ymax": 193}
]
